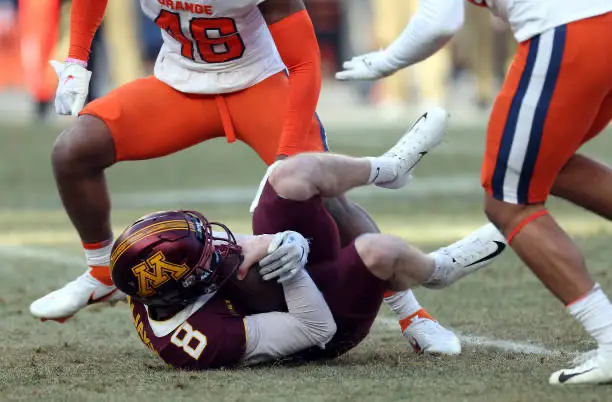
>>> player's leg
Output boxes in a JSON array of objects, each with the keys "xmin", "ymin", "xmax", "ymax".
[
  {"xmin": 550, "ymin": 93, "xmax": 612, "ymax": 220},
  {"xmin": 353, "ymin": 223, "xmax": 505, "ymax": 292},
  {"xmin": 30, "ymin": 77, "xmax": 224, "ymax": 322},
  {"xmin": 267, "ymin": 117, "xmax": 505, "ymax": 282},
  {"xmin": 480, "ymin": 19, "xmax": 612, "ymax": 385},
  {"xmin": 236, "ymin": 72, "xmax": 442, "ymax": 226},
  {"xmin": 552, "ymin": 154, "xmax": 612, "ymax": 219},
  {"xmin": 238, "ymin": 77, "xmax": 453, "ymax": 349},
  {"xmin": 267, "ymin": 109, "xmax": 449, "ymax": 203},
  {"xmin": 296, "ymin": 220, "xmax": 505, "ymax": 360},
  {"xmin": 325, "ymin": 197, "xmax": 461, "ymax": 355},
  {"xmin": 238, "ymin": 72, "xmax": 441, "ymax": 243},
  {"xmin": 255, "ymin": 106, "xmax": 448, "ymax": 262}
]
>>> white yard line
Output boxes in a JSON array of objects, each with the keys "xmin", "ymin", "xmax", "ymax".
[{"xmin": 376, "ymin": 317, "xmax": 575, "ymax": 357}]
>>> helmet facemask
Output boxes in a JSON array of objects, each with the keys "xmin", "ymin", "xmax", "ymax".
[{"xmin": 181, "ymin": 211, "xmax": 243, "ymax": 294}]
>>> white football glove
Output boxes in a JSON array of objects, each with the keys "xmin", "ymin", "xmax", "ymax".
[
  {"xmin": 335, "ymin": 50, "xmax": 397, "ymax": 81},
  {"xmin": 50, "ymin": 60, "xmax": 92, "ymax": 116},
  {"xmin": 258, "ymin": 231, "xmax": 309, "ymax": 283},
  {"xmin": 249, "ymin": 160, "xmax": 283, "ymax": 215}
]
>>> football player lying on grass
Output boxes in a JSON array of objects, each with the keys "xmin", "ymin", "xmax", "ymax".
[{"xmin": 110, "ymin": 108, "xmax": 507, "ymax": 369}]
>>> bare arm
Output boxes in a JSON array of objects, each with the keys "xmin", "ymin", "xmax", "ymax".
[{"xmin": 258, "ymin": 0, "xmax": 305, "ymax": 25}]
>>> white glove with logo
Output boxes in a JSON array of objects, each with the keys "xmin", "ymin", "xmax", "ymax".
[
  {"xmin": 249, "ymin": 160, "xmax": 283, "ymax": 215},
  {"xmin": 50, "ymin": 60, "xmax": 92, "ymax": 116},
  {"xmin": 335, "ymin": 50, "xmax": 397, "ymax": 81},
  {"xmin": 258, "ymin": 231, "xmax": 309, "ymax": 283}
]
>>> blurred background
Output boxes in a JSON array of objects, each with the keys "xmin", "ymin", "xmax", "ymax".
[
  {"xmin": 0, "ymin": 0, "xmax": 516, "ymax": 125},
  {"xmin": 3, "ymin": 5, "xmax": 612, "ymax": 400}
]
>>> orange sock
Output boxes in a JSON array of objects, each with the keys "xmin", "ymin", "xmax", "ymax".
[
  {"xmin": 399, "ymin": 309, "xmax": 435, "ymax": 333},
  {"xmin": 83, "ymin": 240, "xmax": 114, "ymax": 286}
]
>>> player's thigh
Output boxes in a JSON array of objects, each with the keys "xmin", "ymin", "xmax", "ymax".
[
  {"xmin": 227, "ymin": 72, "xmax": 328, "ymax": 165},
  {"xmin": 583, "ymin": 92, "xmax": 612, "ymax": 144},
  {"xmin": 481, "ymin": 23, "xmax": 612, "ymax": 205},
  {"xmin": 306, "ymin": 244, "xmax": 387, "ymax": 358},
  {"xmin": 81, "ymin": 76, "xmax": 224, "ymax": 162},
  {"xmin": 251, "ymin": 181, "xmax": 340, "ymax": 263}
]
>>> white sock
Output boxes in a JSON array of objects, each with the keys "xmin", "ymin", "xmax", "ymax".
[
  {"xmin": 384, "ymin": 290, "xmax": 422, "ymax": 320},
  {"xmin": 567, "ymin": 285, "xmax": 612, "ymax": 353},
  {"xmin": 84, "ymin": 242, "xmax": 113, "ymax": 267},
  {"xmin": 422, "ymin": 252, "xmax": 453, "ymax": 289},
  {"xmin": 83, "ymin": 240, "xmax": 114, "ymax": 286},
  {"xmin": 366, "ymin": 157, "xmax": 397, "ymax": 185}
]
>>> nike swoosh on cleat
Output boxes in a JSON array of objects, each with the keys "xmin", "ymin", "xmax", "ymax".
[
  {"xmin": 409, "ymin": 113, "xmax": 428, "ymax": 131},
  {"xmin": 371, "ymin": 167, "xmax": 381, "ymax": 183},
  {"xmin": 408, "ymin": 337, "xmax": 422, "ymax": 353},
  {"xmin": 466, "ymin": 241, "xmax": 506, "ymax": 267},
  {"xmin": 558, "ymin": 368, "xmax": 595, "ymax": 383},
  {"xmin": 87, "ymin": 288, "xmax": 119, "ymax": 305},
  {"xmin": 404, "ymin": 152, "xmax": 428, "ymax": 173}
]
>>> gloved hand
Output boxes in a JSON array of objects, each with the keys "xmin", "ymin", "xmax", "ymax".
[
  {"xmin": 258, "ymin": 231, "xmax": 309, "ymax": 283},
  {"xmin": 50, "ymin": 60, "xmax": 92, "ymax": 116},
  {"xmin": 335, "ymin": 50, "xmax": 397, "ymax": 81}
]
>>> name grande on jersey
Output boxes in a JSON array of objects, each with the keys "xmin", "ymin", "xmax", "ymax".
[{"xmin": 157, "ymin": 0, "xmax": 213, "ymax": 15}]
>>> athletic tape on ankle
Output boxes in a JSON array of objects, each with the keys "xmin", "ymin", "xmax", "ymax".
[{"xmin": 506, "ymin": 210, "xmax": 549, "ymax": 244}]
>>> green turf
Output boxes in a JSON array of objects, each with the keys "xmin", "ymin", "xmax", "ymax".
[{"xmin": 2, "ymin": 120, "xmax": 612, "ymax": 402}]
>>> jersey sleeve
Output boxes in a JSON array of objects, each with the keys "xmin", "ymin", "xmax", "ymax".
[
  {"xmin": 68, "ymin": 0, "xmax": 108, "ymax": 62},
  {"xmin": 381, "ymin": 0, "xmax": 465, "ymax": 71},
  {"xmin": 268, "ymin": 10, "xmax": 321, "ymax": 157},
  {"xmin": 242, "ymin": 269, "xmax": 336, "ymax": 365}
]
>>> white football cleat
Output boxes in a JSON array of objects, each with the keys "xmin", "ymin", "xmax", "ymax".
[
  {"xmin": 402, "ymin": 310, "xmax": 461, "ymax": 355},
  {"xmin": 30, "ymin": 272, "xmax": 126, "ymax": 322},
  {"xmin": 550, "ymin": 350, "xmax": 612, "ymax": 385},
  {"xmin": 377, "ymin": 107, "xmax": 450, "ymax": 189},
  {"xmin": 425, "ymin": 223, "xmax": 507, "ymax": 289}
]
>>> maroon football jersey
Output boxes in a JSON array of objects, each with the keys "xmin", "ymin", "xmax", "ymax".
[{"xmin": 129, "ymin": 294, "xmax": 247, "ymax": 370}]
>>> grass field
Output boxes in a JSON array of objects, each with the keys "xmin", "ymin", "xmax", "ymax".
[{"xmin": 2, "ymin": 119, "xmax": 612, "ymax": 402}]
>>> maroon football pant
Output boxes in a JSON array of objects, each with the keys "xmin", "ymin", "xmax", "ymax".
[{"xmin": 252, "ymin": 181, "xmax": 387, "ymax": 359}]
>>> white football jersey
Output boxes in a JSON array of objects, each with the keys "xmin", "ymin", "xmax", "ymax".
[
  {"xmin": 140, "ymin": 0, "xmax": 285, "ymax": 94},
  {"xmin": 468, "ymin": 0, "xmax": 612, "ymax": 42}
]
